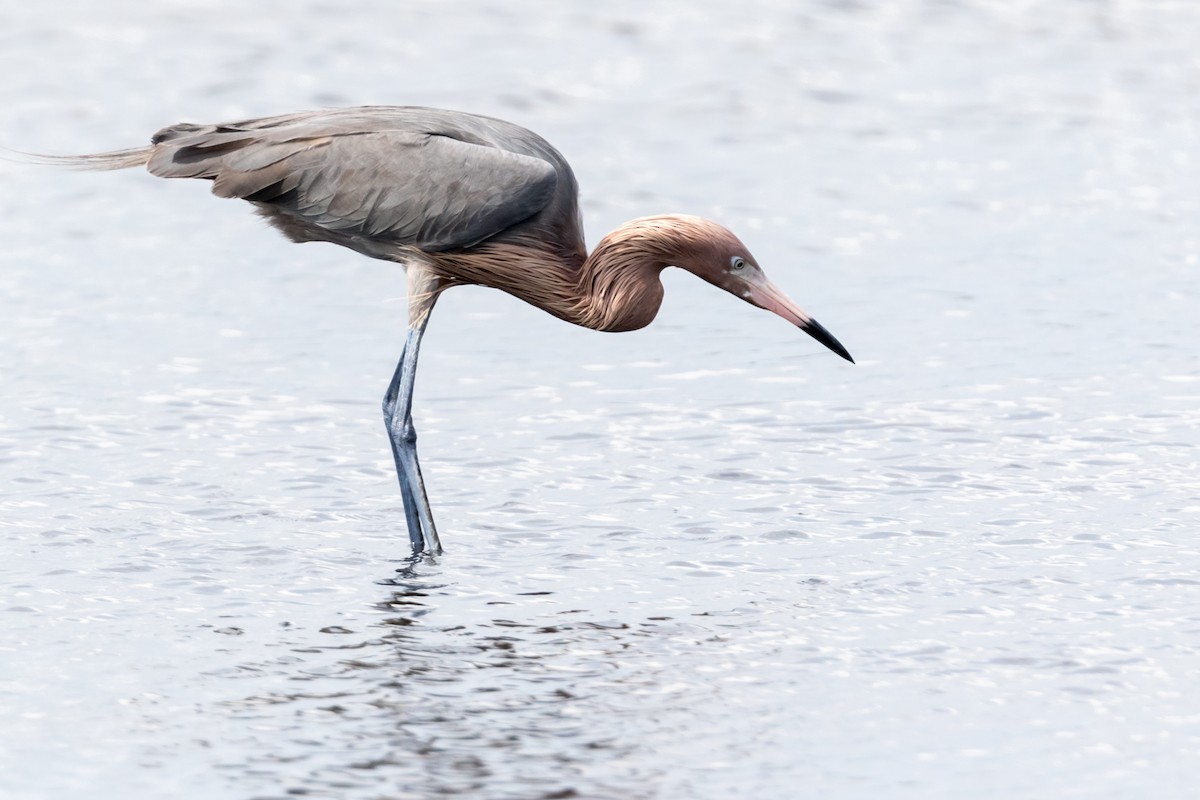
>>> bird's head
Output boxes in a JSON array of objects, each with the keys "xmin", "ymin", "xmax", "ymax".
[{"xmin": 649, "ymin": 215, "xmax": 854, "ymax": 363}]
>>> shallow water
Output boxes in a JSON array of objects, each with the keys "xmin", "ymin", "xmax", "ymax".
[{"xmin": 2, "ymin": 1, "xmax": 1199, "ymax": 798}]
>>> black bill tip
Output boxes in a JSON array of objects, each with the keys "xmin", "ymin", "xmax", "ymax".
[{"xmin": 800, "ymin": 318, "xmax": 855, "ymax": 363}]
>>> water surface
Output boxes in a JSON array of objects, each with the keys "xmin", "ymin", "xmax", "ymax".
[{"xmin": 2, "ymin": 1, "xmax": 1199, "ymax": 798}]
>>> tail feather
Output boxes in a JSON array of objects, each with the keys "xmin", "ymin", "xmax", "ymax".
[{"xmin": 4, "ymin": 146, "xmax": 153, "ymax": 171}]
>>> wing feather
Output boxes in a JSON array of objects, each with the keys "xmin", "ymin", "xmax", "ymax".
[{"xmin": 147, "ymin": 122, "xmax": 558, "ymax": 252}]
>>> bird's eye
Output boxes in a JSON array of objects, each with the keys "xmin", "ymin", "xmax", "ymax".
[{"xmin": 730, "ymin": 256, "xmax": 746, "ymax": 271}]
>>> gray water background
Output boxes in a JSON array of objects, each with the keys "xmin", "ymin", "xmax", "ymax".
[{"xmin": 2, "ymin": 1, "xmax": 1199, "ymax": 798}]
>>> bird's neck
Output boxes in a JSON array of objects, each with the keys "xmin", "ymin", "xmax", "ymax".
[
  {"xmin": 429, "ymin": 217, "xmax": 706, "ymax": 332},
  {"xmin": 568, "ymin": 215, "xmax": 726, "ymax": 331},
  {"xmin": 568, "ymin": 223, "xmax": 672, "ymax": 332}
]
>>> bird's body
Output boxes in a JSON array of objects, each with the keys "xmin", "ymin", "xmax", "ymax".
[{"xmin": 36, "ymin": 106, "xmax": 853, "ymax": 556}]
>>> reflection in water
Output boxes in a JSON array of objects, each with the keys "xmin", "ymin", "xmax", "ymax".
[{"xmin": 220, "ymin": 573, "xmax": 678, "ymax": 798}]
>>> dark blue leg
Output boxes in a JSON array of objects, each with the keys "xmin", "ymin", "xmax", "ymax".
[
  {"xmin": 383, "ymin": 266, "xmax": 445, "ymax": 556},
  {"xmin": 383, "ymin": 325, "xmax": 441, "ymax": 555}
]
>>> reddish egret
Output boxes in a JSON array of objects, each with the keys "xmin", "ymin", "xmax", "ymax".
[{"xmin": 37, "ymin": 106, "xmax": 853, "ymax": 556}]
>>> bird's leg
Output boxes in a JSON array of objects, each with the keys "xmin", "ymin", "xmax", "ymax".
[
  {"xmin": 383, "ymin": 333, "xmax": 426, "ymax": 546},
  {"xmin": 383, "ymin": 266, "xmax": 445, "ymax": 556}
]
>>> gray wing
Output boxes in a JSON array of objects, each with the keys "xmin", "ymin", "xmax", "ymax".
[{"xmin": 146, "ymin": 123, "xmax": 558, "ymax": 252}]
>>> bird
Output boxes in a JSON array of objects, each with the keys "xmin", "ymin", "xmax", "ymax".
[{"xmin": 32, "ymin": 106, "xmax": 854, "ymax": 557}]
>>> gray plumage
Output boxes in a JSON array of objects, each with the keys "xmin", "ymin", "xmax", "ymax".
[{"xmin": 37, "ymin": 106, "xmax": 583, "ymax": 260}]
